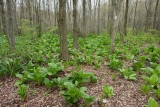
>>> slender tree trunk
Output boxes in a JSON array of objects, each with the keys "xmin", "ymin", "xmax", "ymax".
[
  {"xmin": 110, "ymin": 0, "xmax": 123, "ymax": 54},
  {"xmin": 7, "ymin": 0, "xmax": 15, "ymax": 48},
  {"xmin": 119, "ymin": 21, "xmax": 124, "ymax": 44},
  {"xmin": 132, "ymin": 0, "xmax": 138, "ymax": 33},
  {"xmin": 82, "ymin": 0, "xmax": 86, "ymax": 38},
  {"xmin": 58, "ymin": 0, "xmax": 69, "ymax": 60},
  {"xmin": 0, "ymin": 14, "xmax": 1, "ymax": 35},
  {"xmin": 97, "ymin": 0, "xmax": 100, "ymax": 35},
  {"xmin": 153, "ymin": 0, "xmax": 159, "ymax": 29},
  {"xmin": 93, "ymin": 0, "xmax": 96, "ymax": 32},
  {"xmin": 145, "ymin": 0, "xmax": 153, "ymax": 32},
  {"xmin": 108, "ymin": 0, "xmax": 115, "ymax": 35},
  {"xmin": 27, "ymin": 0, "xmax": 32, "ymax": 26},
  {"xmin": 73, "ymin": 0, "xmax": 78, "ymax": 49},
  {"xmin": 89, "ymin": 0, "xmax": 92, "ymax": 33},
  {"xmin": 124, "ymin": 0, "xmax": 129, "ymax": 36},
  {"xmin": 0, "ymin": 0, "xmax": 7, "ymax": 35},
  {"xmin": 14, "ymin": 0, "xmax": 18, "ymax": 35}
]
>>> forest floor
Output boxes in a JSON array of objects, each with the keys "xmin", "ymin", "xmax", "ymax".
[
  {"xmin": 1, "ymin": 63, "xmax": 160, "ymax": 107},
  {"xmin": 0, "ymin": 33, "xmax": 160, "ymax": 107}
]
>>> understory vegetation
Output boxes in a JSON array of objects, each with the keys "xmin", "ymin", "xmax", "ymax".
[{"xmin": 0, "ymin": 30, "xmax": 160, "ymax": 106}]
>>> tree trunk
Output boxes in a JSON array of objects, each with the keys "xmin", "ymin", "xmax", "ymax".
[
  {"xmin": 119, "ymin": 21, "xmax": 124, "ymax": 44},
  {"xmin": 97, "ymin": 0, "xmax": 100, "ymax": 35},
  {"xmin": 0, "ymin": 0, "xmax": 7, "ymax": 35},
  {"xmin": 59, "ymin": 0, "xmax": 69, "ymax": 60},
  {"xmin": 153, "ymin": 0, "xmax": 159, "ymax": 29},
  {"xmin": 110, "ymin": 0, "xmax": 123, "ymax": 54},
  {"xmin": 108, "ymin": 0, "xmax": 115, "ymax": 35},
  {"xmin": 7, "ymin": 0, "xmax": 15, "ymax": 48},
  {"xmin": 82, "ymin": 0, "xmax": 86, "ymax": 38},
  {"xmin": 145, "ymin": 0, "xmax": 153, "ymax": 32},
  {"xmin": 124, "ymin": 0, "xmax": 129, "ymax": 36},
  {"xmin": 89, "ymin": 0, "xmax": 92, "ymax": 33},
  {"xmin": 73, "ymin": 0, "xmax": 78, "ymax": 49},
  {"xmin": 132, "ymin": 0, "xmax": 138, "ymax": 33},
  {"xmin": 27, "ymin": 0, "xmax": 32, "ymax": 26},
  {"xmin": 37, "ymin": 0, "xmax": 42, "ymax": 38}
]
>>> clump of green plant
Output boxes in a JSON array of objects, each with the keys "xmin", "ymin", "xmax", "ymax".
[
  {"xmin": 141, "ymin": 65, "xmax": 160, "ymax": 77},
  {"xmin": 61, "ymin": 82, "xmax": 95, "ymax": 106},
  {"xmin": 75, "ymin": 56, "xmax": 85, "ymax": 65},
  {"xmin": 133, "ymin": 60, "xmax": 145, "ymax": 74},
  {"xmin": 94, "ymin": 60, "xmax": 101, "ymax": 70},
  {"xmin": 125, "ymin": 52, "xmax": 134, "ymax": 61},
  {"xmin": 153, "ymin": 86, "xmax": 160, "ymax": 100},
  {"xmin": 142, "ymin": 73, "xmax": 160, "ymax": 86},
  {"xmin": 28, "ymin": 67, "xmax": 48, "ymax": 85},
  {"xmin": 140, "ymin": 83, "xmax": 152, "ymax": 95},
  {"xmin": 148, "ymin": 51, "xmax": 159, "ymax": 63},
  {"xmin": 53, "ymin": 77, "xmax": 69, "ymax": 89},
  {"xmin": 16, "ymin": 84, "xmax": 29, "ymax": 101},
  {"xmin": 0, "ymin": 58, "xmax": 23, "ymax": 77},
  {"xmin": 47, "ymin": 62, "xmax": 64, "ymax": 77},
  {"xmin": 148, "ymin": 44, "xmax": 156, "ymax": 52},
  {"xmin": 86, "ymin": 56, "xmax": 92, "ymax": 65},
  {"xmin": 15, "ymin": 70, "xmax": 32, "ymax": 85},
  {"xmin": 67, "ymin": 70, "xmax": 97, "ymax": 86},
  {"xmin": 112, "ymin": 74, "xmax": 117, "ymax": 81},
  {"xmin": 44, "ymin": 78, "xmax": 55, "ymax": 90},
  {"xmin": 131, "ymin": 46, "xmax": 140, "ymax": 55},
  {"xmin": 119, "ymin": 67, "xmax": 137, "ymax": 81},
  {"xmin": 145, "ymin": 97, "xmax": 158, "ymax": 107},
  {"xmin": 102, "ymin": 84, "xmax": 115, "ymax": 98},
  {"xmin": 107, "ymin": 55, "xmax": 123, "ymax": 70}
]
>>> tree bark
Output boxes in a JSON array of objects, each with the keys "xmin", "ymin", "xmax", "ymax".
[
  {"xmin": 89, "ymin": 0, "xmax": 92, "ymax": 33},
  {"xmin": 58, "ymin": 0, "xmax": 69, "ymax": 60},
  {"xmin": 153, "ymin": 0, "xmax": 159, "ymax": 29},
  {"xmin": 0, "ymin": 0, "xmax": 7, "ymax": 35},
  {"xmin": 7, "ymin": 0, "xmax": 15, "ymax": 48},
  {"xmin": 124, "ymin": 0, "xmax": 129, "ymax": 36},
  {"xmin": 82, "ymin": 0, "xmax": 86, "ymax": 38},
  {"xmin": 145, "ymin": 0, "xmax": 153, "ymax": 32},
  {"xmin": 73, "ymin": 0, "xmax": 78, "ymax": 49},
  {"xmin": 132, "ymin": 0, "xmax": 138, "ymax": 33},
  {"xmin": 97, "ymin": 0, "xmax": 100, "ymax": 35},
  {"xmin": 110, "ymin": 0, "xmax": 123, "ymax": 54}
]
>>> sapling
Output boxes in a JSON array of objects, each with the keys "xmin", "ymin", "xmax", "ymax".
[
  {"xmin": 102, "ymin": 84, "xmax": 115, "ymax": 98},
  {"xmin": 140, "ymin": 83, "xmax": 152, "ymax": 95},
  {"xmin": 16, "ymin": 84, "xmax": 29, "ymax": 101}
]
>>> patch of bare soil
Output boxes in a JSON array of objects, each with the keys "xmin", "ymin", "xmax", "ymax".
[{"xmin": 0, "ymin": 65, "xmax": 160, "ymax": 107}]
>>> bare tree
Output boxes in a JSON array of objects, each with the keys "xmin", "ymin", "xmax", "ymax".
[
  {"xmin": 0, "ymin": 0, "xmax": 7, "ymax": 35},
  {"xmin": 110, "ymin": 0, "xmax": 123, "ymax": 54},
  {"xmin": 58, "ymin": 0, "xmax": 69, "ymax": 60},
  {"xmin": 88, "ymin": 0, "xmax": 92, "ymax": 32},
  {"xmin": 132, "ymin": 0, "xmax": 138, "ymax": 33},
  {"xmin": 73, "ymin": 0, "xmax": 78, "ymax": 49},
  {"xmin": 97, "ymin": 0, "xmax": 100, "ymax": 35},
  {"xmin": 145, "ymin": 0, "xmax": 153, "ymax": 32},
  {"xmin": 27, "ymin": 0, "xmax": 32, "ymax": 26},
  {"xmin": 124, "ymin": 0, "xmax": 129, "ymax": 36},
  {"xmin": 153, "ymin": 0, "xmax": 159, "ymax": 29},
  {"xmin": 82, "ymin": 0, "xmax": 86, "ymax": 38},
  {"xmin": 6, "ymin": 0, "xmax": 15, "ymax": 48}
]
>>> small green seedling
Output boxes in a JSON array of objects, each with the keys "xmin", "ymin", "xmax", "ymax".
[
  {"xmin": 153, "ymin": 86, "xmax": 160, "ymax": 100},
  {"xmin": 16, "ymin": 84, "xmax": 29, "ymax": 101},
  {"xmin": 102, "ymin": 84, "xmax": 115, "ymax": 98},
  {"xmin": 142, "ymin": 73, "xmax": 159, "ymax": 86},
  {"xmin": 140, "ymin": 83, "xmax": 152, "ymax": 95},
  {"xmin": 112, "ymin": 74, "xmax": 117, "ymax": 81},
  {"xmin": 145, "ymin": 97, "xmax": 158, "ymax": 107}
]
